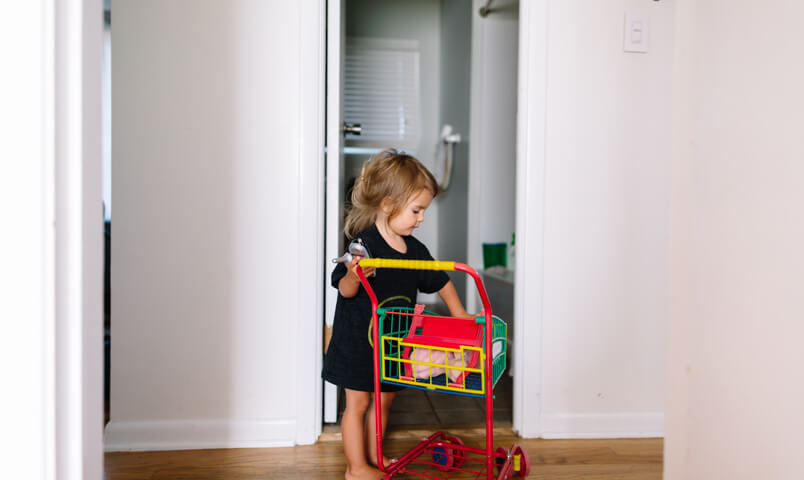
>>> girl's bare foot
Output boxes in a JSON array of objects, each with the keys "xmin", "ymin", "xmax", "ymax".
[
  {"xmin": 368, "ymin": 455, "xmax": 397, "ymax": 469},
  {"xmin": 345, "ymin": 464, "xmax": 386, "ymax": 480}
]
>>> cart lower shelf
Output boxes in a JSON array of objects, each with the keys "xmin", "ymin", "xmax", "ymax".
[{"xmin": 383, "ymin": 431, "xmax": 530, "ymax": 480}]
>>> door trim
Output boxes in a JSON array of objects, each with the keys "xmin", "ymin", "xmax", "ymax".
[
  {"xmin": 322, "ymin": 0, "xmax": 346, "ymax": 425},
  {"xmin": 296, "ymin": 0, "xmax": 326, "ymax": 445},
  {"xmin": 53, "ymin": 0, "xmax": 105, "ymax": 476},
  {"xmin": 513, "ymin": 0, "xmax": 548, "ymax": 438}
]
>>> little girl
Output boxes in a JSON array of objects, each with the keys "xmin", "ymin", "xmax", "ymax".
[{"xmin": 322, "ymin": 149, "xmax": 472, "ymax": 480}]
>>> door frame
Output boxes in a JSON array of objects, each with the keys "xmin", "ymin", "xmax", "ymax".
[
  {"xmin": 57, "ymin": 0, "xmax": 105, "ymax": 474},
  {"xmin": 9, "ymin": 0, "xmax": 107, "ymax": 477},
  {"xmin": 322, "ymin": 0, "xmax": 345, "ymax": 425},
  {"xmin": 297, "ymin": 0, "xmax": 327, "ymax": 444},
  {"xmin": 512, "ymin": 0, "xmax": 548, "ymax": 438},
  {"xmin": 316, "ymin": 0, "xmax": 548, "ymax": 439}
]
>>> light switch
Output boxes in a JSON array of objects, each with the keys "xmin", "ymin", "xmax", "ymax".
[{"xmin": 624, "ymin": 11, "xmax": 649, "ymax": 53}]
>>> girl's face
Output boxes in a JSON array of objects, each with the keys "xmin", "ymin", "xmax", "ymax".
[{"xmin": 385, "ymin": 188, "xmax": 434, "ymax": 237}]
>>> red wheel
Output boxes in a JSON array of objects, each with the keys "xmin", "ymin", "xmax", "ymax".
[
  {"xmin": 495, "ymin": 446, "xmax": 509, "ymax": 473},
  {"xmin": 447, "ymin": 435, "xmax": 466, "ymax": 468},
  {"xmin": 512, "ymin": 445, "xmax": 530, "ymax": 477},
  {"xmin": 432, "ymin": 444, "xmax": 454, "ymax": 472}
]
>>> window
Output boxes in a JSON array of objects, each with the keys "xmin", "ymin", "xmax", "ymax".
[{"xmin": 344, "ymin": 37, "xmax": 421, "ymax": 152}]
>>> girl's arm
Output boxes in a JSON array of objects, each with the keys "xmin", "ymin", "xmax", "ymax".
[
  {"xmin": 338, "ymin": 257, "xmax": 375, "ymax": 298},
  {"xmin": 437, "ymin": 280, "xmax": 474, "ymax": 319}
]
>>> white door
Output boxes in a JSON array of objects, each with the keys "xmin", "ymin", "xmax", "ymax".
[{"xmin": 323, "ymin": 0, "xmax": 346, "ymax": 423}]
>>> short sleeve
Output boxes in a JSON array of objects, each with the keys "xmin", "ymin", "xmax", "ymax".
[
  {"xmin": 415, "ymin": 241, "xmax": 450, "ymax": 294},
  {"xmin": 331, "ymin": 262, "xmax": 347, "ymax": 289}
]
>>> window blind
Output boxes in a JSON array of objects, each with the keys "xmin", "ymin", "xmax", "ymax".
[{"xmin": 344, "ymin": 38, "xmax": 421, "ymax": 151}]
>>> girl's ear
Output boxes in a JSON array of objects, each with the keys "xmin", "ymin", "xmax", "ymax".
[{"xmin": 379, "ymin": 196, "xmax": 394, "ymax": 215}]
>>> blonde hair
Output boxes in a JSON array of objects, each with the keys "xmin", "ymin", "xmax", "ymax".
[{"xmin": 344, "ymin": 149, "xmax": 440, "ymax": 239}]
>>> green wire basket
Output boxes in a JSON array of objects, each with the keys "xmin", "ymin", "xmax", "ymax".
[{"xmin": 375, "ymin": 306, "xmax": 507, "ymax": 397}]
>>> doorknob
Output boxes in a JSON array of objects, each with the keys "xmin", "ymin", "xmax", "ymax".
[{"xmin": 343, "ymin": 122, "xmax": 362, "ymax": 136}]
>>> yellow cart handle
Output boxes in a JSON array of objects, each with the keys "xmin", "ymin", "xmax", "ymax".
[{"xmin": 358, "ymin": 258, "xmax": 456, "ymax": 271}]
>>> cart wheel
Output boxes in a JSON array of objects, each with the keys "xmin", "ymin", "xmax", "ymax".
[
  {"xmin": 512, "ymin": 445, "xmax": 530, "ymax": 477},
  {"xmin": 495, "ymin": 446, "xmax": 509, "ymax": 472},
  {"xmin": 432, "ymin": 445, "xmax": 454, "ymax": 472},
  {"xmin": 447, "ymin": 435, "xmax": 465, "ymax": 468}
]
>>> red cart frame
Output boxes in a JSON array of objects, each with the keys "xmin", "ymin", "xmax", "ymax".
[{"xmin": 357, "ymin": 259, "xmax": 529, "ymax": 479}]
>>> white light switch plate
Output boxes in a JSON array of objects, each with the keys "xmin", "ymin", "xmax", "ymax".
[{"xmin": 624, "ymin": 10, "xmax": 649, "ymax": 53}]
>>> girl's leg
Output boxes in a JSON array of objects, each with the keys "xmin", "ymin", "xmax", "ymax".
[
  {"xmin": 365, "ymin": 391, "xmax": 397, "ymax": 468},
  {"xmin": 343, "ymin": 389, "xmax": 384, "ymax": 480}
]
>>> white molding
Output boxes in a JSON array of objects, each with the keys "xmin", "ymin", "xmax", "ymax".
[
  {"xmin": 104, "ymin": 419, "xmax": 298, "ymax": 452},
  {"xmin": 513, "ymin": 0, "xmax": 548, "ymax": 439},
  {"xmin": 323, "ymin": 0, "xmax": 345, "ymax": 424},
  {"xmin": 53, "ymin": 0, "xmax": 104, "ymax": 478},
  {"xmin": 324, "ymin": 0, "xmax": 344, "ymax": 332},
  {"xmin": 540, "ymin": 412, "xmax": 665, "ymax": 439},
  {"xmin": 296, "ymin": 0, "xmax": 325, "ymax": 446}
]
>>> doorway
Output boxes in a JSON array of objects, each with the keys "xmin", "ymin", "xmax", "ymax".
[{"xmin": 325, "ymin": 0, "xmax": 520, "ymax": 431}]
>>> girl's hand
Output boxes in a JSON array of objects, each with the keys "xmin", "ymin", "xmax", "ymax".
[
  {"xmin": 347, "ymin": 256, "xmax": 375, "ymax": 280},
  {"xmin": 449, "ymin": 307, "xmax": 475, "ymax": 320},
  {"xmin": 338, "ymin": 256, "xmax": 374, "ymax": 298}
]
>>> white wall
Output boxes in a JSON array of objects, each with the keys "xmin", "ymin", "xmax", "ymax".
[
  {"xmin": 107, "ymin": 0, "xmax": 323, "ymax": 450},
  {"xmin": 665, "ymin": 1, "xmax": 804, "ymax": 478},
  {"xmin": 518, "ymin": 0, "xmax": 673, "ymax": 438}
]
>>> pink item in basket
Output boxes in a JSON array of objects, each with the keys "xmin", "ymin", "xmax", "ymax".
[{"xmin": 410, "ymin": 347, "xmax": 466, "ymax": 381}]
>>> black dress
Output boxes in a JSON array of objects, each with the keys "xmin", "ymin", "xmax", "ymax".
[{"xmin": 322, "ymin": 224, "xmax": 449, "ymax": 392}]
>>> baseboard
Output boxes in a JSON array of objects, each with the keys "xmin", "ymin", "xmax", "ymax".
[
  {"xmin": 104, "ymin": 418, "xmax": 297, "ymax": 451},
  {"xmin": 539, "ymin": 412, "xmax": 664, "ymax": 439}
]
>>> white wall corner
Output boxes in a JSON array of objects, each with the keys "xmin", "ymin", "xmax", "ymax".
[
  {"xmin": 540, "ymin": 412, "xmax": 665, "ymax": 439},
  {"xmin": 104, "ymin": 419, "xmax": 298, "ymax": 452}
]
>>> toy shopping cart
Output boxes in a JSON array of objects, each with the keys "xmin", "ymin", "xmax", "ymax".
[{"xmin": 357, "ymin": 259, "xmax": 530, "ymax": 479}]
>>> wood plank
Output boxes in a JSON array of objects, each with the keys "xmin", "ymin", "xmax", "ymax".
[{"xmin": 105, "ymin": 435, "xmax": 662, "ymax": 479}]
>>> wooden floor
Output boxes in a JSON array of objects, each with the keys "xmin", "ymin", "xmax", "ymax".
[{"xmin": 105, "ymin": 426, "xmax": 663, "ymax": 479}]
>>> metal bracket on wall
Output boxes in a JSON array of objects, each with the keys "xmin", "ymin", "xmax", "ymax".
[{"xmin": 479, "ymin": 0, "xmax": 494, "ymax": 17}]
